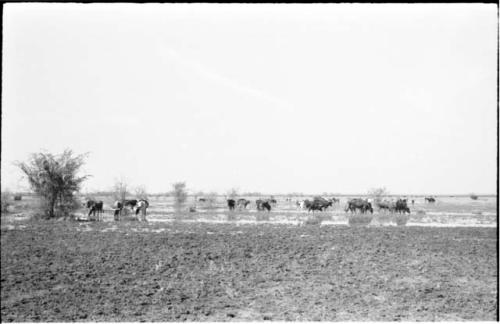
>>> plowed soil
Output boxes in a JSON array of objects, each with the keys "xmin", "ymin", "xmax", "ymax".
[{"xmin": 1, "ymin": 220, "xmax": 497, "ymax": 321}]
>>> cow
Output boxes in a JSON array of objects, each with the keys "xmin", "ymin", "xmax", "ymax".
[
  {"xmin": 256, "ymin": 199, "xmax": 272, "ymax": 212},
  {"xmin": 236, "ymin": 198, "xmax": 251, "ymax": 210},
  {"xmin": 123, "ymin": 199, "xmax": 138, "ymax": 208},
  {"xmin": 296, "ymin": 200, "xmax": 307, "ymax": 210},
  {"xmin": 198, "ymin": 198, "xmax": 207, "ymax": 202},
  {"xmin": 376, "ymin": 200, "xmax": 393, "ymax": 212},
  {"xmin": 86, "ymin": 200, "xmax": 104, "ymax": 221},
  {"xmin": 227, "ymin": 199, "xmax": 236, "ymax": 211},
  {"xmin": 112, "ymin": 199, "xmax": 143, "ymax": 221},
  {"xmin": 135, "ymin": 199, "xmax": 149, "ymax": 221},
  {"xmin": 424, "ymin": 197, "xmax": 436, "ymax": 203},
  {"xmin": 112, "ymin": 201, "xmax": 123, "ymax": 221},
  {"xmin": 345, "ymin": 198, "xmax": 373, "ymax": 214},
  {"xmin": 303, "ymin": 199, "xmax": 312, "ymax": 210},
  {"xmin": 307, "ymin": 197, "xmax": 333, "ymax": 212},
  {"xmin": 394, "ymin": 199, "xmax": 410, "ymax": 214}
]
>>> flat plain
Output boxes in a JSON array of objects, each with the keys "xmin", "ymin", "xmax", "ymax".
[{"xmin": 1, "ymin": 195, "xmax": 497, "ymax": 321}]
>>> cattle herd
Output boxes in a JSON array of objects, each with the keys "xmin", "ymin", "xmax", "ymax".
[
  {"xmin": 84, "ymin": 196, "xmax": 438, "ymax": 221},
  {"xmin": 84, "ymin": 199, "xmax": 149, "ymax": 221}
]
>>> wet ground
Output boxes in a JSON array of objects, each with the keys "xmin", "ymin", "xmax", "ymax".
[{"xmin": 1, "ymin": 219, "xmax": 497, "ymax": 321}]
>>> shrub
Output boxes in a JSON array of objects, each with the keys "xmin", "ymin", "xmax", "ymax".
[
  {"xmin": 470, "ymin": 194, "xmax": 478, "ymax": 200},
  {"xmin": 172, "ymin": 182, "xmax": 188, "ymax": 210},
  {"xmin": 15, "ymin": 149, "xmax": 89, "ymax": 218},
  {"xmin": 134, "ymin": 185, "xmax": 148, "ymax": 200},
  {"xmin": 226, "ymin": 188, "xmax": 239, "ymax": 199},
  {"xmin": 1, "ymin": 191, "xmax": 11, "ymax": 213},
  {"xmin": 112, "ymin": 178, "xmax": 129, "ymax": 202},
  {"xmin": 205, "ymin": 192, "xmax": 218, "ymax": 209},
  {"xmin": 14, "ymin": 194, "xmax": 22, "ymax": 201},
  {"xmin": 367, "ymin": 187, "xmax": 389, "ymax": 204}
]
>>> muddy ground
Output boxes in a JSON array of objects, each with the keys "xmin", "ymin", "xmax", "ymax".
[{"xmin": 1, "ymin": 220, "xmax": 497, "ymax": 321}]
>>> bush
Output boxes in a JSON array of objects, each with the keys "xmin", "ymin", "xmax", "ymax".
[
  {"xmin": 205, "ymin": 192, "xmax": 218, "ymax": 209},
  {"xmin": 470, "ymin": 194, "xmax": 478, "ymax": 200},
  {"xmin": 367, "ymin": 187, "xmax": 389, "ymax": 204},
  {"xmin": 15, "ymin": 149, "xmax": 89, "ymax": 218},
  {"xmin": 226, "ymin": 188, "xmax": 239, "ymax": 199},
  {"xmin": 1, "ymin": 191, "xmax": 11, "ymax": 213},
  {"xmin": 134, "ymin": 185, "xmax": 148, "ymax": 200},
  {"xmin": 14, "ymin": 194, "xmax": 22, "ymax": 201},
  {"xmin": 112, "ymin": 178, "xmax": 129, "ymax": 202},
  {"xmin": 172, "ymin": 182, "xmax": 188, "ymax": 210}
]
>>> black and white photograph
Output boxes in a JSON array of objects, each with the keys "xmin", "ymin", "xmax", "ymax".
[{"xmin": 1, "ymin": 3, "xmax": 497, "ymax": 321}]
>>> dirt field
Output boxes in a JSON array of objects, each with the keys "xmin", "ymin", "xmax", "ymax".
[{"xmin": 1, "ymin": 219, "xmax": 497, "ymax": 321}]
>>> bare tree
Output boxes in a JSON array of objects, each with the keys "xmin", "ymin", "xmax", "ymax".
[
  {"xmin": 226, "ymin": 187, "xmax": 239, "ymax": 199},
  {"xmin": 135, "ymin": 185, "xmax": 148, "ymax": 200},
  {"xmin": 15, "ymin": 149, "xmax": 89, "ymax": 218},
  {"xmin": 205, "ymin": 191, "xmax": 219, "ymax": 209},
  {"xmin": 367, "ymin": 187, "xmax": 390, "ymax": 203},
  {"xmin": 112, "ymin": 177, "xmax": 129, "ymax": 202}
]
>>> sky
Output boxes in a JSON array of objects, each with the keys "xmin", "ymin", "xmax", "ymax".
[{"xmin": 1, "ymin": 3, "xmax": 497, "ymax": 195}]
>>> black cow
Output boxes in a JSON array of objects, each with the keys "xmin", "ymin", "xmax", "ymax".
[
  {"xmin": 124, "ymin": 199, "xmax": 138, "ymax": 208},
  {"xmin": 256, "ymin": 199, "xmax": 271, "ymax": 212},
  {"xmin": 86, "ymin": 200, "xmax": 104, "ymax": 221},
  {"xmin": 345, "ymin": 198, "xmax": 373, "ymax": 214},
  {"xmin": 237, "ymin": 198, "xmax": 251, "ymax": 209},
  {"xmin": 307, "ymin": 197, "xmax": 333, "ymax": 212},
  {"xmin": 227, "ymin": 199, "xmax": 236, "ymax": 211},
  {"xmin": 424, "ymin": 197, "xmax": 436, "ymax": 203},
  {"xmin": 113, "ymin": 201, "xmax": 122, "ymax": 221},
  {"xmin": 395, "ymin": 199, "xmax": 410, "ymax": 214}
]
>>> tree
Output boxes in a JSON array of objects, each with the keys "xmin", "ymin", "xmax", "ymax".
[
  {"xmin": 226, "ymin": 187, "xmax": 239, "ymax": 199},
  {"xmin": 172, "ymin": 182, "xmax": 188, "ymax": 209},
  {"xmin": 134, "ymin": 185, "xmax": 148, "ymax": 200},
  {"xmin": 367, "ymin": 187, "xmax": 389, "ymax": 203},
  {"xmin": 112, "ymin": 177, "xmax": 129, "ymax": 202},
  {"xmin": 16, "ymin": 149, "xmax": 89, "ymax": 218}
]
